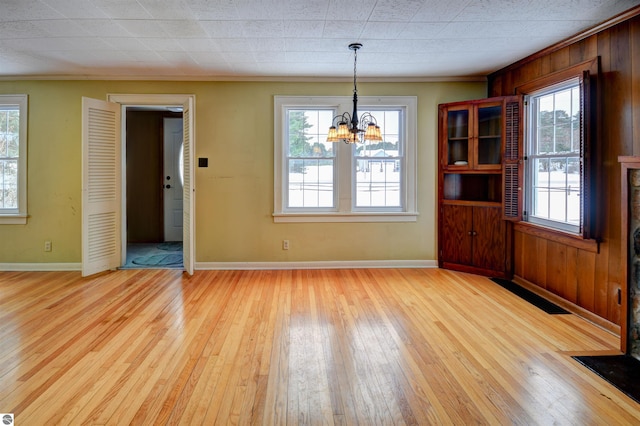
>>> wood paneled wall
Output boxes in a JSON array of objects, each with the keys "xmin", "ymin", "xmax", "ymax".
[{"xmin": 488, "ymin": 11, "xmax": 640, "ymax": 327}]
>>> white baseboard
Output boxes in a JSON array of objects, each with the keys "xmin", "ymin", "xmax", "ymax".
[
  {"xmin": 0, "ymin": 263, "xmax": 82, "ymax": 271},
  {"xmin": 0, "ymin": 260, "xmax": 438, "ymax": 272},
  {"xmin": 195, "ymin": 260, "xmax": 438, "ymax": 270}
]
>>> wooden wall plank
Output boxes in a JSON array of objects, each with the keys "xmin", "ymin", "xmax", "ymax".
[
  {"xmin": 576, "ymin": 250, "xmax": 597, "ymax": 311},
  {"xmin": 569, "ymin": 37, "xmax": 598, "ymax": 66},
  {"xmin": 566, "ymin": 247, "xmax": 578, "ymax": 303},
  {"xmin": 514, "ymin": 230, "xmax": 524, "ymax": 277},
  {"xmin": 595, "ymin": 242, "xmax": 611, "ymax": 319},
  {"xmin": 537, "ymin": 238, "xmax": 548, "ymax": 290},
  {"xmin": 611, "ymin": 21, "xmax": 633, "ymax": 156},
  {"xmin": 633, "ymin": 18, "xmax": 640, "ymax": 155},
  {"xmin": 546, "ymin": 241, "xmax": 566, "ymax": 297},
  {"xmin": 522, "ymin": 233, "xmax": 539, "ymax": 285},
  {"xmin": 609, "ymin": 281, "xmax": 622, "ymax": 326},
  {"xmin": 548, "ymin": 48, "xmax": 571, "ymax": 73}
]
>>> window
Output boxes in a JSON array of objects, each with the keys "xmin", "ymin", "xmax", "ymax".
[
  {"xmin": 285, "ymin": 108, "xmax": 336, "ymax": 209},
  {"xmin": 0, "ymin": 95, "xmax": 28, "ymax": 224},
  {"xmin": 274, "ymin": 96, "xmax": 417, "ymax": 222},
  {"xmin": 525, "ymin": 78, "xmax": 583, "ymax": 234}
]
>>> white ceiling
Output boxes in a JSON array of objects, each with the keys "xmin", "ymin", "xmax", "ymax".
[{"xmin": 0, "ymin": 0, "xmax": 638, "ymax": 80}]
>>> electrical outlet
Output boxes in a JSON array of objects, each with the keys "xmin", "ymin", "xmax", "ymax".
[
  {"xmin": 282, "ymin": 240, "xmax": 289, "ymax": 250},
  {"xmin": 44, "ymin": 240, "xmax": 52, "ymax": 252}
]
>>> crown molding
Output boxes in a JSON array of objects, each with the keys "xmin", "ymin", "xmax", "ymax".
[{"xmin": 0, "ymin": 74, "xmax": 486, "ymax": 83}]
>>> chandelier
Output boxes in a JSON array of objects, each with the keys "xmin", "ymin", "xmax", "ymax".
[{"xmin": 326, "ymin": 43, "xmax": 382, "ymax": 144}]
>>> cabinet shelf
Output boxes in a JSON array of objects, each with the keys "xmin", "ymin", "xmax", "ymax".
[
  {"xmin": 442, "ymin": 199, "xmax": 501, "ymax": 207},
  {"xmin": 443, "ymin": 173, "xmax": 502, "ymax": 203}
]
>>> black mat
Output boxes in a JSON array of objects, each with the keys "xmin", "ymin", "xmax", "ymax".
[
  {"xmin": 573, "ymin": 355, "xmax": 640, "ymax": 404},
  {"xmin": 490, "ymin": 278, "xmax": 569, "ymax": 314}
]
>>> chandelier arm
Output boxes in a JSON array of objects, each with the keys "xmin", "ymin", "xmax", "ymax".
[{"xmin": 331, "ymin": 112, "xmax": 351, "ymax": 126}]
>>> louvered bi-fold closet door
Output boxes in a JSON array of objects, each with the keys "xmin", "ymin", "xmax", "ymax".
[
  {"xmin": 82, "ymin": 97, "xmax": 121, "ymax": 277},
  {"xmin": 182, "ymin": 97, "xmax": 194, "ymax": 275}
]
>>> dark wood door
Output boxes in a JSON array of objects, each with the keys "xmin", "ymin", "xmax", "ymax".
[
  {"xmin": 441, "ymin": 204, "xmax": 473, "ymax": 265},
  {"xmin": 472, "ymin": 206, "xmax": 505, "ymax": 271}
]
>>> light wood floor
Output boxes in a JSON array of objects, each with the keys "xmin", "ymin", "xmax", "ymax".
[{"xmin": 0, "ymin": 268, "xmax": 638, "ymax": 425}]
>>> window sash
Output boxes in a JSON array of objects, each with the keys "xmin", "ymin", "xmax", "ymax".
[
  {"xmin": 353, "ymin": 108, "xmax": 405, "ymax": 210},
  {"xmin": 0, "ymin": 95, "xmax": 27, "ymax": 222},
  {"xmin": 284, "ymin": 107, "xmax": 337, "ymax": 210},
  {"xmin": 525, "ymin": 78, "xmax": 582, "ymax": 234}
]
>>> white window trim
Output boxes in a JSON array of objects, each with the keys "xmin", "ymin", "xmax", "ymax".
[
  {"xmin": 273, "ymin": 95, "xmax": 417, "ymax": 223},
  {"xmin": 0, "ymin": 94, "xmax": 28, "ymax": 225},
  {"xmin": 524, "ymin": 78, "xmax": 581, "ymax": 234}
]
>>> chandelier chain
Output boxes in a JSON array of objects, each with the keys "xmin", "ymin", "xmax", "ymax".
[{"xmin": 353, "ymin": 47, "xmax": 358, "ymax": 95}]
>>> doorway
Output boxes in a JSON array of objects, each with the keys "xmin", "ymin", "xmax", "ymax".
[
  {"xmin": 109, "ymin": 93, "xmax": 195, "ymax": 275},
  {"xmin": 122, "ymin": 108, "xmax": 183, "ymax": 269}
]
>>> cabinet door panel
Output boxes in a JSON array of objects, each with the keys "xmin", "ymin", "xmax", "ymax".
[
  {"xmin": 441, "ymin": 205, "xmax": 473, "ymax": 265},
  {"xmin": 472, "ymin": 206, "xmax": 506, "ymax": 271}
]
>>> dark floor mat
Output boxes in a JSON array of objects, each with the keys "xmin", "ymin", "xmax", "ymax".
[
  {"xmin": 132, "ymin": 254, "xmax": 183, "ymax": 266},
  {"xmin": 490, "ymin": 278, "xmax": 569, "ymax": 314},
  {"xmin": 573, "ymin": 355, "xmax": 640, "ymax": 404}
]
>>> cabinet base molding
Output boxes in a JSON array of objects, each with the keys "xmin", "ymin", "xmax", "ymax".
[{"xmin": 440, "ymin": 261, "xmax": 510, "ymax": 279}]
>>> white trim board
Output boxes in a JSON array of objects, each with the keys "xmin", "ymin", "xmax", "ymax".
[
  {"xmin": 0, "ymin": 263, "xmax": 82, "ymax": 271},
  {"xmin": 196, "ymin": 260, "xmax": 437, "ymax": 270},
  {"xmin": 0, "ymin": 260, "xmax": 437, "ymax": 272}
]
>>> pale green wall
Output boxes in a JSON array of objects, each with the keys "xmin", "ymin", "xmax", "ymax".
[{"xmin": 0, "ymin": 80, "xmax": 485, "ymax": 264}]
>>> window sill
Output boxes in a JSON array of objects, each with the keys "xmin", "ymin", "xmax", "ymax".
[
  {"xmin": 0, "ymin": 214, "xmax": 28, "ymax": 225},
  {"xmin": 514, "ymin": 221, "xmax": 599, "ymax": 253},
  {"xmin": 273, "ymin": 212, "xmax": 419, "ymax": 223}
]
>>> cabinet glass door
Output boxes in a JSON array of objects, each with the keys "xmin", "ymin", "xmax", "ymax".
[
  {"xmin": 476, "ymin": 105, "xmax": 502, "ymax": 167},
  {"xmin": 447, "ymin": 109, "xmax": 470, "ymax": 167}
]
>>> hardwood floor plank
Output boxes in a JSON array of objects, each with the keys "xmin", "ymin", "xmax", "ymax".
[{"xmin": 0, "ymin": 268, "xmax": 637, "ymax": 424}]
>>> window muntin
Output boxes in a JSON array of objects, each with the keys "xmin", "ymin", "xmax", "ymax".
[
  {"xmin": 0, "ymin": 95, "xmax": 27, "ymax": 224},
  {"xmin": 274, "ymin": 96, "xmax": 417, "ymax": 222},
  {"xmin": 525, "ymin": 80, "xmax": 581, "ymax": 233}
]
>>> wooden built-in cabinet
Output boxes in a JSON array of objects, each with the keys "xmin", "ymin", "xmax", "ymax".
[
  {"xmin": 438, "ymin": 96, "xmax": 520, "ymax": 278},
  {"xmin": 440, "ymin": 205, "xmax": 507, "ymax": 276}
]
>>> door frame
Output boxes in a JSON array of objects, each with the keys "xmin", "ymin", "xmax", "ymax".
[{"xmin": 107, "ymin": 93, "xmax": 196, "ymax": 268}]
